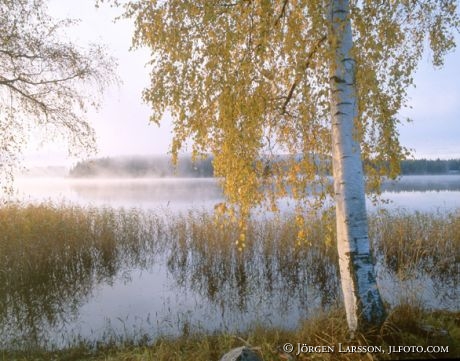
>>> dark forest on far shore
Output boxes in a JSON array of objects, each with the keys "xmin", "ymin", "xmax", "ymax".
[
  {"xmin": 69, "ymin": 155, "xmax": 214, "ymax": 178},
  {"xmin": 399, "ymin": 158, "xmax": 460, "ymax": 174},
  {"xmin": 68, "ymin": 156, "xmax": 460, "ymax": 178}
]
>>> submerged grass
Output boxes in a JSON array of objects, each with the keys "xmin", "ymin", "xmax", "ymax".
[{"xmin": 0, "ymin": 202, "xmax": 459, "ymax": 360}]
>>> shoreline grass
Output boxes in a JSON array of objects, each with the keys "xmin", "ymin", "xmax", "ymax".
[{"xmin": 3, "ymin": 306, "xmax": 459, "ymax": 360}]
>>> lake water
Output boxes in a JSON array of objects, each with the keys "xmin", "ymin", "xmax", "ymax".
[
  {"xmin": 2, "ymin": 175, "xmax": 459, "ymax": 349},
  {"xmin": 13, "ymin": 175, "xmax": 460, "ymax": 213}
]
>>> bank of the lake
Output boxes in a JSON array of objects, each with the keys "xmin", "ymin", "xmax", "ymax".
[{"xmin": 3, "ymin": 307, "xmax": 459, "ymax": 360}]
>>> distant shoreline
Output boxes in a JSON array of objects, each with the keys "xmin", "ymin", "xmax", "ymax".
[{"xmin": 18, "ymin": 156, "xmax": 460, "ymax": 178}]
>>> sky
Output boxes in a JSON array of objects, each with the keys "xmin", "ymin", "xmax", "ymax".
[{"xmin": 24, "ymin": 0, "xmax": 460, "ymax": 166}]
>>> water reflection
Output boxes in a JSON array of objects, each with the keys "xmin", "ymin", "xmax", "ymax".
[
  {"xmin": 0, "ymin": 206, "xmax": 161, "ymax": 349},
  {"xmin": 0, "ymin": 206, "xmax": 458, "ymax": 350},
  {"xmin": 165, "ymin": 215, "xmax": 340, "ymax": 316},
  {"xmin": 14, "ymin": 176, "xmax": 460, "ymax": 213},
  {"xmin": 14, "ymin": 178, "xmax": 223, "ymax": 210}
]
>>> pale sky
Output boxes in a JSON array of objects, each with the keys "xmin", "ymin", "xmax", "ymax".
[{"xmin": 24, "ymin": 1, "xmax": 460, "ymax": 166}]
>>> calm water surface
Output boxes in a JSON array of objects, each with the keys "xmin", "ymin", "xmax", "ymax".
[
  {"xmin": 2, "ymin": 175, "xmax": 459, "ymax": 349},
  {"xmin": 14, "ymin": 175, "xmax": 460, "ymax": 212}
]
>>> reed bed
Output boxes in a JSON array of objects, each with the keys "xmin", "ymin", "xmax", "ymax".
[
  {"xmin": 370, "ymin": 210, "xmax": 459, "ymax": 279},
  {"xmin": 0, "ymin": 202, "xmax": 458, "ymax": 360}
]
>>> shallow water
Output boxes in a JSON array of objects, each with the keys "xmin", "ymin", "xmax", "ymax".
[{"xmin": 2, "ymin": 175, "xmax": 459, "ymax": 349}]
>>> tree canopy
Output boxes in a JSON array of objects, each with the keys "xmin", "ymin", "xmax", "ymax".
[
  {"xmin": 94, "ymin": 0, "xmax": 460, "ymax": 333},
  {"xmin": 101, "ymin": 0, "xmax": 459, "ymax": 246},
  {"xmin": 0, "ymin": 0, "xmax": 116, "ymax": 189}
]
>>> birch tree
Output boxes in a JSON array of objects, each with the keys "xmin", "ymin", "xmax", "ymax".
[
  {"xmin": 101, "ymin": 0, "xmax": 459, "ymax": 332},
  {"xmin": 0, "ymin": 0, "xmax": 116, "ymax": 188}
]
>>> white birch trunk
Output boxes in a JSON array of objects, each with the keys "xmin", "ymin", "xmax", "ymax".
[{"xmin": 328, "ymin": 0, "xmax": 385, "ymax": 333}]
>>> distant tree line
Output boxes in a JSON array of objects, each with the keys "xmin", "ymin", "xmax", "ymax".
[
  {"xmin": 69, "ymin": 156, "xmax": 460, "ymax": 178},
  {"xmin": 69, "ymin": 155, "xmax": 214, "ymax": 178},
  {"xmin": 400, "ymin": 159, "xmax": 460, "ymax": 175}
]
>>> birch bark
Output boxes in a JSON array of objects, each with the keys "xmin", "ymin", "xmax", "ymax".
[{"xmin": 328, "ymin": 0, "xmax": 386, "ymax": 333}]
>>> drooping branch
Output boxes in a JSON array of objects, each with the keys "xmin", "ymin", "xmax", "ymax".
[
  {"xmin": 274, "ymin": 0, "xmax": 289, "ymax": 26},
  {"xmin": 1, "ymin": 81, "xmax": 48, "ymax": 112},
  {"xmin": 280, "ymin": 35, "xmax": 327, "ymax": 115},
  {"xmin": 0, "ymin": 70, "xmax": 87, "ymax": 86}
]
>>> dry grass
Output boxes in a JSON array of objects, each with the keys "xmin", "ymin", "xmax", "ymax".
[
  {"xmin": 4, "ymin": 307, "xmax": 458, "ymax": 360},
  {"xmin": 370, "ymin": 210, "xmax": 460, "ymax": 278}
]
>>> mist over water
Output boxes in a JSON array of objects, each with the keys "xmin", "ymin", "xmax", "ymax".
[
  {"xmin": 12, "ymin": 175, "xmax": 460, "ymax": 213},
  {"xmin": 14, "ymin": 177, "xmax": 223, "ymax": 211}
]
